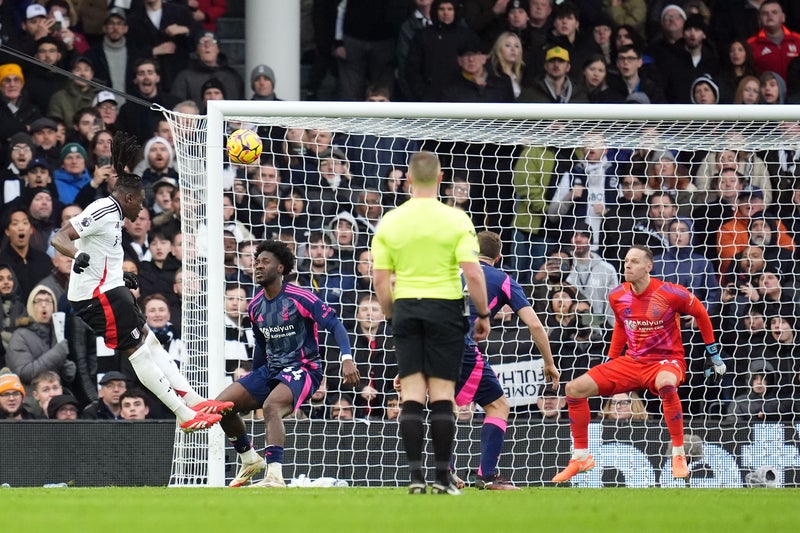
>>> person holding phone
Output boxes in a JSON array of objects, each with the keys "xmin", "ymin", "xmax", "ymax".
[
  {"xmin": 92, "ymin": 91, "xmax": 119, "ymax": 133},
  {"xmin": 66, "ymin": 107, "xmax": 104, "ymax": 149},
  {"xmin": 46, "ymin": 1, "xmax": 90, "ymax": 54},
  {"xmin": 74, "ymin": 131, "xmax": 116, "ymax": 208}
]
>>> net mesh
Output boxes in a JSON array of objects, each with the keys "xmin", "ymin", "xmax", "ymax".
[{"xmin": 164, "ymin": 105, "xmax": 800, "ymax": 488}]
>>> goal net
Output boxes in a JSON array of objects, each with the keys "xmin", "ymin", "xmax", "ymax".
[{"xmin": 165, "ymin": 102, "xmax": 800, "ymax": 488}]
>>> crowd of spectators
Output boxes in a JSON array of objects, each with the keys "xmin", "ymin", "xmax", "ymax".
[
  {"xmin": 308, "ymin": 0, "xmax": 800, "ymax": 104},
  {"xmin": 2, "ymin": 1, "xmax": 800, "ymax": 426}
]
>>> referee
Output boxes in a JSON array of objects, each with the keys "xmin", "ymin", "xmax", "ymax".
[{"xmin": 372, "ymin": 151, "xmax": 490, "ymax": 495}]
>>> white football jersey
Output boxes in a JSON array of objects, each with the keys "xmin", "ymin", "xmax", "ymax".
[{"xmin": 67, "ymin": 196, "xmax": 125, "ymax": 301}]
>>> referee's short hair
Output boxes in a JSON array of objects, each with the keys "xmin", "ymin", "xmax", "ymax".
[
  {"xmin": 257, "ymin": 239, "xmax": 295, "ymax": 276},
  {"xmin": 408, "ymin": 151, "xmax": 441, "ymax": 185}
]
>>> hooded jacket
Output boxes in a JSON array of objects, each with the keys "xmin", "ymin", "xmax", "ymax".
[
  {"xmin": 325, "ymin": 210, "xmax": 367, "ymax": 257},
  {"xmin": 5, "ymin": 285, "xmax": 74, "ymax": 385},
  {"xmin": 405, "ymin": 0, "xmax": 482, "ymax": 101},
  {"xmin": 728, "ymin": 360, "xmax": 786, "ymax": 423},
  {"xmin": 759, "ymin": 71, "xmax": 787, "ymax": 104}
]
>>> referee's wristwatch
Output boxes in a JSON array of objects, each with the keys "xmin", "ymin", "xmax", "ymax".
[{"xmin": 476, "ymin": 311, "xmax": 490, "ymax": 319}]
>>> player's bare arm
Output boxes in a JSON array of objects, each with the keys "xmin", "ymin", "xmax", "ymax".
[
  {"xmin": 461, "ymin": 261, "xmax": 490, "ymax": 341},
  {"xmin": 517, "ymin": 306, "xmax": 560, "ymax": 389},
  {"xmin": 50, "ymin": 224, "xmax": 81, "ymax": 260}
]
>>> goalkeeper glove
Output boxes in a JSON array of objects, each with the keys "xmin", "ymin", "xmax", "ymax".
[
  {"xmin": 703, "ymin": 343, "xmax": 726, "ymax": 383},
  {"xmin": 73, "ymin": 252, "xmax": 90, "ymax": 274},
  {"xmin": 123, "ymin": 271, "xmax": 139, "ymax": 290}
]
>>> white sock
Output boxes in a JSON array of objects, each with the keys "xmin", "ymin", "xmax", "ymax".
[
  {"xmin": 672, "ymin": 446, "xmax": 685, "ymax": 457},
  {"xmin": 129, "ymin": 342, "xmax": 196, "ymax": 422},
  {"xmin": 241, "ymin": 448, "xmax": 261, "ymax": 464},
  {"xmin": 572, "ymin": 448, "xmax": 589, "ymax": 461},
  {"xmin": 267, "ymin": 462, "xmax": 284, "ymax": 480},
  {"xmin": 146, "ymin": 330, "xmax": 204, "ymax": 406}
]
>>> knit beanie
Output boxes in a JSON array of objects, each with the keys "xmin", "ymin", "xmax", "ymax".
[{"xmin": 0, "ymin": 370, "xmax": 25, "ymax": 397}]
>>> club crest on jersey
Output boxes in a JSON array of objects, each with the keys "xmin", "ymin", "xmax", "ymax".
[
  {"xmin": 281, "ymin": 301, "xmax": 290, "ymax": 322},
  {"xmin": 622, "ymin": 308, "xmax": 632, "ymax": 316},
  {"xmin": 81, "ymin": 216, "xmax": 92, "ymax": 227},
  {"xmin": 130, "ymin": 328, "xmax": 140, "ymax": 340}
]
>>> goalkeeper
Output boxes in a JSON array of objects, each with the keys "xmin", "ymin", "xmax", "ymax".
[
  {"xmin": 218, "ymin": 239, "xmax": 359, "ymax": 488},
  {"xmin": 552, "ymin": 244, "xmax": 725, "ymax": 483}
]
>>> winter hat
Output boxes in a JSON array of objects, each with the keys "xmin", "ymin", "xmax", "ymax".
[
  {"xmin": 690, "ymin": 74, "xmax": 720, "ymax": 104},
  {"xmin": 0, "ymin": 63, "xmax": 24, "ymax": 84},
  {"xmin": 506, "ymin": 0, "xmax": 529, "ymax": 16},
  {"xmin": 683, "ymin": 13, "xmax": 708, "ymax": 34},
  {"xmin": 9, "ymin": 132, "xmax": 35, "ymax": 156},
  {"xmin": 194, "ymin": 31, "xmax": 218, "ymax": 47},
  {"xmin": 572, "ymin": 220, "xmax": 592, "ymax": 239},
  {"xmin": 660, "ymin": 4, "xmax": 687, "ymax": 23},
  {"xmin": 69, "ymin": 55, "xmax": 93, "ymax": 70},
  {"xmin": 250, "ymin": 64, "xmax": 276, "ymax": 87},
  {"xmin": 143, "ymin": 136, "xmax": 175, "ymax": 167},
  {"xmin": 23, "ymin": 186, "xmax": 54, "ymax": 208},
  {"xmin": 748, "ymin": 359, "xmax": 775, "ymax": 377},
  {"xmin": 201, "ymin": 77, "xmax": 226, "ymax": 98},
  {"xmin": 60, "ymin": 142, "xmax": 88, "ymax": 163},
  {"xmin": 47, "ymin": 393, "xmax": 80, "ymax": 419},
  {"xmin": 0, "ymin": 370, "xmax": 25, "ymax": 397}
]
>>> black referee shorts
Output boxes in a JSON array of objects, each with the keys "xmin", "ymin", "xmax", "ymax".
[
  {"xmin": 392, "ymin": 298, "xmax": 467, "ymax": 382},
  {"xmin": 71, "ymin": 286, "xmax": 146, "ymax": 352}
]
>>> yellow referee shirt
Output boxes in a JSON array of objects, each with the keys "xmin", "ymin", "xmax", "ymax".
[{"xmin": 371, "ymin": 197, "xmax": 479, "ymax": 300}]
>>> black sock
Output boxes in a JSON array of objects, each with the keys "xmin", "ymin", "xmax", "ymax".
[
  {"xmin": 430, "ymin": 400, "xmax": 455, "ymax": 485},
  {"xmin": 399, "ymin": 400, "xmax": 425, "ymax": 481}
]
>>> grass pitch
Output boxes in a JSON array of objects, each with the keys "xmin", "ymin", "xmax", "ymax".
[{"xmin": 5, "ymin": 487, "xmax": 798, "ymax": 533}]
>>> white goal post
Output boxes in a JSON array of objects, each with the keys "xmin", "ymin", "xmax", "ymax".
[{"xmin": 164, "ymin": 101, "xmax": 800, "ymax": 488}]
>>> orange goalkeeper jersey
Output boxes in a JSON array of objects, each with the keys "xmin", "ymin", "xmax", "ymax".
[{"xmin": 607, "ymin": 278, "xmax": 715, "ymax": 364}]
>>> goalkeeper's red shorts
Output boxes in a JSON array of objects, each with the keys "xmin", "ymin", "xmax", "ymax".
[{"xmin": 586, "ymin": 356, "xmax": 686, "ymax": 396}]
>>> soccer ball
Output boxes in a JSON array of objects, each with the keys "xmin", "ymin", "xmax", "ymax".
[{"xmin": 226, "ymin": 129, "xmax": 262, "ymax": 165}]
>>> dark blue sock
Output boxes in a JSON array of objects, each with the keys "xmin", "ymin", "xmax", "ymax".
[
  {"xmin": 479, "ymin": 417, "xmax": 507, "ymax": 478},
  {"xmin": 265, "ymin": 445, "xmax": 284, "ymax": 464},
  {"xmin": 229, "ymin": 434, "xmax": 252, "ymax": 454}
]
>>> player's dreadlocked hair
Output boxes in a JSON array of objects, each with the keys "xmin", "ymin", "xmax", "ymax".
[
  {"xmin": 257, "ymin": 239, "xmax": 295, "ymax": 276},
  {"xmin": 111, "ymin": 130, "xmax": 143, "ymax": 192}
]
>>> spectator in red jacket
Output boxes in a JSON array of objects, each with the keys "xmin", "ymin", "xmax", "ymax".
[{"xmin": 748, "ymin": 0, "xmax": 800, "ymax": 81}]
